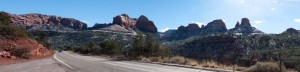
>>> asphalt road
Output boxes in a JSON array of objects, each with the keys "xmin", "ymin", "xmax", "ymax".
[
  {"xmin": 54, "ymin": 51, "xmax": 214, "ymax": 72},
  {"xmin": 0, "ymin": 57, "xmax": 65, "ymax": 72}
]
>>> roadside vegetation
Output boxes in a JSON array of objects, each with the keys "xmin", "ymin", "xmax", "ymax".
[
  {"xmin": 0, "ymin": 12, "xmax": 32, "ymax": 59},
  {"xmin": 0, "ymin": 12, "xmax": 29, "ymax": 38}
]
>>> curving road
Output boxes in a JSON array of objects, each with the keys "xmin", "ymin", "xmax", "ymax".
[{"xmin": 54, "ymin": 51, "xmax": 214, "ymax": 72}]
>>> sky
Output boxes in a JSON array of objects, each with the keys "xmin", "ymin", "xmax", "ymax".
[{"xmin": 1, "ymin": 0, "xmax": 300, "ymax": 33}]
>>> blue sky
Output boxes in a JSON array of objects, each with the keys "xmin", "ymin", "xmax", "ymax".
[{"xmin": 1, "ymin": 0, "xmax": 300, "ymax": 33}]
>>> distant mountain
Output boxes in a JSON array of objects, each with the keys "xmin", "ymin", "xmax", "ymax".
[
  {"xmin": 201, "ymin": 19, "xmax": 227, "ymax": 34},
  {"xmin": 8, "ymin": 13, "xmax": 87, "ymax": 30},
  {"xmin": 162, "ymin": 19, "xmax": 228, "ymax": 41},
  {"xmin": 227, "ymin": 18, "xmax": 263, "ymax": 35},
  {"xmin": 162, "ymin": 18, "xmax": 264, "ymax": 41},
  {"xmin": 281, "ymin": 28, "xmax": 300, "ymax": 35},
  {"xmin": 162, "ymin": 23, "xmax": 202, "ymax": 41}
]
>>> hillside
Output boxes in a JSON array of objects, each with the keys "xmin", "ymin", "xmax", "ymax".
[{"xmin": 0, "ymin": 12, "xmax": 52, "ymax": 61}]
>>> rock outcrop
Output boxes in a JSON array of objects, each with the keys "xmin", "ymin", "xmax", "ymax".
[
  {"xmin": 282, "ymin": 28, "xmax": 299, "ymax": 34},
  {"xmin": 136, "ymin": 15, "xmax": 157, "ymax": 33},
  {"xmin": 162, "ymin": 23, "xmax": 202, "ymax": 41},
  {"xmin": 112, "ymin": 14, "xmax": 137, "ymax": 28},
  {"xmin": 112, "ymin": 14, "xmax": 157, "ymax": 33},
  {"xmin": 177, "ymin": 23, "xmax": 200, "ymax": 31},
  {"xmin": 227, "ymin": 18, "xmax": 263, "ymax": 35},
  {"xmin": 201, "ymin": 19, "xmax": 227, "ymax": 34},
  {"xmin": 8, "ymin": 13, "xmax": 87, "ymax": 30}
]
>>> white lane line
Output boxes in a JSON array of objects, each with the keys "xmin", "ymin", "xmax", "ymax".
[
  {"xmin": 64, "ymin": 52, "xmax": 105, "ymax": 61},
  {"xmin": 102, "ymin": 62, "xmax": 153, "ymax": 72},
  {"xmin": 53, "ymin": 53, "xmax": 76, "ymax": 70}
]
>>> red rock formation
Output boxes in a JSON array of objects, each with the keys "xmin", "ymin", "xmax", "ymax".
[
  {"xmin": 235, "ymin": 21, "xmax": 240, "ymax": 28},
  {"xmin": 204, "ymin": 19, "xmax": 227, "ymax": 30},
  {"xmin": 8, "ymin": 13, "xmax": 87, "ymax": 30},
  {"xmin": 136, "ymin": 15, "xmax": 157, "ymax": 33},
  {"xmin": 285, "ymin": 28, "xmax": 299, "ymax": 34},
  {"xmin": 112, "ymin": 14, "xmax": 137, "ymax": 28},
  {"xmin": 177, "ymin": 23, "xmax": 200, "ymax": 31},
  {"xmin": 241, "ymin": 18, "xmax": 251, "ymax": 27},
  {"xmin": 112, "ymin": 14, "xmax": 158, "ymax": 33}
]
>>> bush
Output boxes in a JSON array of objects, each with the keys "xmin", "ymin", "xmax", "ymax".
[
  {"xmin": 245, "ymin": 62, "xmax": 286, "ymax": 72},
  {"xmin": 128, "ymin": 33, "xmax": 170, "ymax": 59},
  {"xmin": 0, "ymin": 12, "xmax": 29, "ymax": 38},
  {"xmin": 11, "ymin": 48, "xmax": 31, "ymax": 59},
  {"xmin": 148, "ymin": 57, "xmax": 163, "ymax": 62},
  {"xmin": 296, "ymin": 65, "xmax": 300, "ymax": 72},
  {"xmin": 100, "ymin": 40, "xmax": 121, "ymax": 55},
  {"xmin": 185, "ymin": 59, "xmax": 199, "ymax": 66},
  {"xmin": 170, "ymin": 56, "xmax": 185, "ymax": 64}
]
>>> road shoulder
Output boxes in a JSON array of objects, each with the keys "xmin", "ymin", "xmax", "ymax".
[{"xmin": 0, "ymin": 57, "xmax": 65, "ymax": 72}]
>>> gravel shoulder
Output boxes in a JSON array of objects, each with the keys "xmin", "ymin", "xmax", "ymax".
[{"xmin": 0, "ymin": 57, "xmax": 65, "ymax": 72}]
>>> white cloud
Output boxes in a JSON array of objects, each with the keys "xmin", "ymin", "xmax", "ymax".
[
  {"xmin": 294, "ymin": 19, "xmax": 300, "ymax": 23},
  {"xmin": 160, "ymin": 27, "xmax": 176, "ymax": 32},
  {"xmin": 254, "ymin": 20, "xmax": 263, "ymax": 24},
  {"xmin": 271, "ymin": 8, "xmax": 275, "ymax": 11},
  {"xmin": 240, "ymin": 0, "xmax": 245, "ymax": 4},
  {"xmin": 82, "ymin": 20, "xmax": 90, "ymax": 23}
]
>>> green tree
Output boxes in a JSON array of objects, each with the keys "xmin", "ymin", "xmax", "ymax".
[
  {"xmin": 129, "ymin": 33, "xmax": 145, "ymax": 58},
  {"xmin": 100, "ymin": 40, "xmax": 121, "ymax": 55},
  {"xmin": 145, "ymin": 33, "xmax": 160, "ymax": 57},
  {"xmin": 129, "ymin": 33, "xmax": 166, "ymax": 59}
]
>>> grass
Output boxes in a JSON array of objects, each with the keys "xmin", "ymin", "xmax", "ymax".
[
  {"xmin": 137, "ymin": 56, "xmax": 248, "ymax": 71},
  {"xmin": 169, "ymin": 56, "xmax": 185, "ymax": 64},
  {"xmin": 245, "ymin": 62, "xmax": 286, "ymax": 72}
]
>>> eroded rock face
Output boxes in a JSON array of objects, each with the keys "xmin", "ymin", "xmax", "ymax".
[
  {"xmin": 241, "ymin": 18, "xmax": 251, "ymax": 27},
  {"xmin": 202, "ymin": 19, "xmax": 227, "ymax": 33},
  {"xmin": 9, "ymin": 13, "xmax": 87, "ymax": 30},
  {"xmin": 283, "ymin": 28, "xmax": 299, "ymax": 34},
  {"xmin": 112, "ymin": 14, "xmax": 137, "ymax": 28},
  {"xmin": 136, "ymin": 15, "xmax": 157, "ymax": 33},
  {"xmin": 227, "ymin": 18, "xmax": 263, "ymax": 35},
  {"xmin": 177, "ymin": 23, "xmax": 200, "ymax": 31},
  {"xmin": 0, "ymin": 38, "xmax": 52, "ymax": 59},
  {"xmin": 112, "ymin": 14, "xmax": 157, "ymax": 33}
]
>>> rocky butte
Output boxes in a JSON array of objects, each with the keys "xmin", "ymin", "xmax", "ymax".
[
  {"xmin": 112, "ymin": 14, "xmax": 157, "ymax": 33},
  {"xmin": 227, "ymin": 18, "xmax": 263, "ymax": 35},
  {"xmin": 8, "ymin": 13, "xmax": 87, "ymax": 30}
]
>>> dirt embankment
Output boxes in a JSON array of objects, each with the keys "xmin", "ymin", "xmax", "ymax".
[{"xmin": 0, "ymin": 38, "xmax": 53, "ymax": 65}]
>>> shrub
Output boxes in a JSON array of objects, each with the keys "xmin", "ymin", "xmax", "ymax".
[
  {"xmin": 100, "ymin": 40, "xmax": 121, "ymax": 55},
  {"xmin": 148, "ymin": 57, "xmax": 163, "ymax": 62},
  {"xmin": 245, "ymin": 62, "xmax": 286, "ymax": 72},
  {"xmin": 162, "ymin": 57, "xmax": 170, "ymax": 63},
  {"xmin": 128, "ymin": 33, "xmax": 170, "ymax": 59},
  {"xmin": 185, "ymin": 59, "xmax": 199, "ymax": 66},
  {"xmin": 170, "ymin": 56, "xmax": 185, "ymax": 64},
  {"xmin": 0, "ymin": 12, "xmax": 29, "ymax": 38},
  {"xmin": 296, "ymin": 65, "xmax": 300, "ymax": 72},
  {"xmin": 11, "ymin": 48, "xmax": 31, "ymax": 59}
]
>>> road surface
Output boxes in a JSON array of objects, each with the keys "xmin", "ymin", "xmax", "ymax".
[
  {"xmin": 0, "ymin": 57, "xmax": 65, "ymax": 72},
  {"xmin": 54, "ymin": 51, "xmax": 214, "ymax": 72}
]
